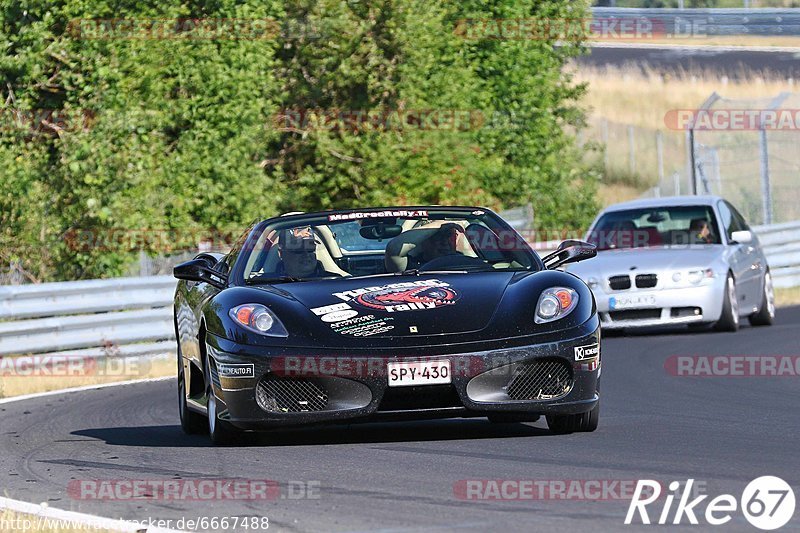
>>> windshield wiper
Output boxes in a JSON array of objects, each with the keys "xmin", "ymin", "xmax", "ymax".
[{"xmin": 245, "ymin": 276, "xmax": 303, "ymax": 285}]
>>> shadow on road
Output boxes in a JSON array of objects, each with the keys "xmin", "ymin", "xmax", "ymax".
[{"xmin": 73, "ymin": 418, "xmax": 554, "ymax": 448}]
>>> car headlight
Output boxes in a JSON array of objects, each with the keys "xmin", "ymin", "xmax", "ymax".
[
  {"xmin": 687, "ymin": 268, "xmax": 715, "ymax": 285},
  {"xmin": 229, "ymin": 304, "xmax": 289, "ymax": 337},
  {"xmin": 535, "ymin": 287, "xmax": 579, "ymax": 324}
]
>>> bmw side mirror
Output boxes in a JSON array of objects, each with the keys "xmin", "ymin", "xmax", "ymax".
[
  {"xmin": 174, "ymin": 254, "xmax": 227, "ymax": 289},
  {"xmin": 730, "ymin": 230, "xmax": 753, "ymax": 245},
  {"xmin": 542, "ymin": 240, "xmax": 597, "ymax": 270}
]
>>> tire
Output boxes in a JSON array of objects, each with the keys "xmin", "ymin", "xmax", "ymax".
[
  {"xmin": 177, "ymin": 352, "xmax": 207, "ymax": 435},
  {"xmin": 749, "ymin": 271, "xmax": 775, "ymax": 326},
  {"xmin": 205, "ymin": 352, "xmax": 240, "ymax": 445},
  {"xmin": 714, "ymin": 274, "xmax": 739, "ymax": 332},
  {"xmin": 546, "ymin": 400, "xmax": 599, "ymax": 434}
]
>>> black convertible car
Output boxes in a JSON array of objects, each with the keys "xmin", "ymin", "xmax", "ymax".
[{"xmin": 174, "ymin": 206, "xmax": 600, "ymax": 444}]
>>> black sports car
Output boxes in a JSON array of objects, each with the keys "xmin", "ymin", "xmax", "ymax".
[{"xmin": 173, "ymin": 206, "xmax": 600, "ymax": 444}]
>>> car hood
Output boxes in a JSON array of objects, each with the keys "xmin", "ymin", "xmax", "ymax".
[
  {"xmin": 566, "ymin": 246, "xmax": 725, "ymax": 279},
  {"xmin": 255, "ymin": 272, "xmax": 516, "ymax": 337}
]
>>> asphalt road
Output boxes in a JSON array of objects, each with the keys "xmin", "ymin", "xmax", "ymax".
[
  {"xmin": 2, "ymin": 307, "xmax": 799, "ymax": 532},
  {"xmin": 579, "ymin": 45, "xmax": 800, "ymax": 79}
]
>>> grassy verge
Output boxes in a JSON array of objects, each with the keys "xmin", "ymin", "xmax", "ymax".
[
  {"xmin": 0, "ymin": 355, "xmax": 175, "ymax": 399},
  {"xmin": 0, "ymin": 508, "xmax": 120, "ymax": 533},
  {"xmin": 776, "ymin": 286, "xmax": 800, "ymax": 308},
  {"xmin": 575, "ymin": 65, "xmax": 798, "ymax": 131}
]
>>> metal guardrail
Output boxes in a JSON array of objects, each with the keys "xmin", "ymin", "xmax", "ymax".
[
  {"xmin": 1, "ymin": 219, "xmax": 798, "ymax": 358},
  {"xmin": 592, "ymin": 7, "xmax": 800, "ymax": 36},
  {"xmin": 752, "ymin": 220, "xmax": 800, "ymax": 288},
  {"xmin": 0, "ymin": 276, "xmax": 176, "ymax": 357}
]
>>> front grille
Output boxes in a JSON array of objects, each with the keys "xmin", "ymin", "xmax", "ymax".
[
  {"xmin": 635, "ymin": 273, "xmax": 658, "ymax": 288},
  {"xmin": 609, "ymin": 309, "xmax": 662, "ymax": 321},
  {"xmin": 256, "ymin": 376, "xmax": 328, "ymax": 413},
  {"xmin": 609, "ymin": 275, "xmax": 631, "ymax": 290},
  {"xmin": 505, "ymin": 358, "xmax": 573, "ymax": 401}
]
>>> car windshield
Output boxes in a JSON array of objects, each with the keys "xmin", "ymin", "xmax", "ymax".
[
  {"xmin": 587, "ymin": 205, "xmax": 722, "ymax": 251},
  {"xmin": 239, "ymin": 208, "xmax": 538, "ymax": 283}
]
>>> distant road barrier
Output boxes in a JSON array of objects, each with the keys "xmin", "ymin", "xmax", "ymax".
[
  {"xmin": 0, "ymin": 276, "xmax": 176, "ymax": 357},
  {"xmin": 592, "ymin": 7, "xmax": 800, "ymax": 37}
]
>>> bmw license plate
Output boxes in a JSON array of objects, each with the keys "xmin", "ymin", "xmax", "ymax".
[
  {"xmin": 387, "ymin": 360, "xmax": 451, "ymax": 387},
  {"xmin": 609, "ymin": 294, "xmax": 657, "ymax": 310}
]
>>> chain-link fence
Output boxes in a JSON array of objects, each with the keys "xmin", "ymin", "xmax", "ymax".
[
  {"xmin": 587, "ymin": 117, "xmax": 690, "ymax": 196},
  {"xmin": 690, "ymin": 92, "xmax": 800, "ymax": 225},
  {"xmin": 589, "ymin": 92, "xmax": 800, "ymax": 226}
]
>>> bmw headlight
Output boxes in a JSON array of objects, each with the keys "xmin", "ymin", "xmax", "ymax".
[
  {"xmin": 687, "ymin": 268, "xmax": 715, "ymax": 285},
  {"xmin": 230, "ymin": 304, "xmax": 289, "ymax": 337},
  {"xmin": 535, "ymin": 287, "xmax": 579, "ymax": 324}
]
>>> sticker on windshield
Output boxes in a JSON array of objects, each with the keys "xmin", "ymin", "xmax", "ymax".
[{"xmin": 328, "ymin": 209, "xmax": 428, "ymax": 222}]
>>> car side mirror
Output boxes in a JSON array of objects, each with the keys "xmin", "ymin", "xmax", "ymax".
[
  {"xmin": 730, "ymin": 230, "xmax": 753, "ymax": 244},
  {"xmin": 541, "ymin": 240, "xmax": 597, "ymax": 270},
  {"xmin": 174, "ymin": 254, "xmax": 227, "ymax": 289}
]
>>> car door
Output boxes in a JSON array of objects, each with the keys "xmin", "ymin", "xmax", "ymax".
[
  {"xmin": 728, "ymin": 202, "xmax": 764, "ymax": 308},
  {"xmin": 717, "ymin": 200, "xmax": 758, "ymax": 311}
]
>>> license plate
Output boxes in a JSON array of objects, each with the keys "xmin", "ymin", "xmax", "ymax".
[
  {"xmin": 609, "ymin": 294, "xmax": 658, "ymax": 310},
  {"xmin": 387, "ymin": 360, "xmax": 451, "ymax": 387}
]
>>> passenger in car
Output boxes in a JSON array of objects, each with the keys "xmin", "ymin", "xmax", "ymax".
[{"xmin": 277, "ymin": 226, "xmax": 344, "ymax": 278}]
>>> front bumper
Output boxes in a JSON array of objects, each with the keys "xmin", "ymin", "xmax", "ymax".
[
  {"xmin": 204, "ymin": 324, "xmax": 601, "ymax": 430},
  {"xmin": 590, "ymin": 280, "xmax": 724, "ymax": 329}
]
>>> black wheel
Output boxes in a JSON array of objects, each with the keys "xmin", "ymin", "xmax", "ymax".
[
  {"xmin": 204, "ymin": 352, "xmax": 240, "ymax": 445},
  {"xmin": 749, "ymin": 271, "xmax": 775, "ymax": 326},
  {"xmin": 177, "ymin": 352, "xmax": 207, "ymax": 435},
  {"xmin": 546, "ymin": 400, "xmax": 599, "ymax": 434},
  {"xmin": 714, "ymin": 273, "xmax": 739, "ymax": 332}
]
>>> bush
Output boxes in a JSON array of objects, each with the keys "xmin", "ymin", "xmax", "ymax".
[{"xmin": 1, "ymin": 0, "xmax": 598, "ymax": 281}]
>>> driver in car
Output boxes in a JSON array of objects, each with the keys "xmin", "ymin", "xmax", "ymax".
[
  {"xmin": 689, "ymin": 218, "xmax": 714, "ymax": 244},
  {"xmin": 416, "ymin": 223, "xmax": 486, "ymax": 269},
  {"xmin": 277, "ymin": 226, "xmax": 342, "ymax": 279}
]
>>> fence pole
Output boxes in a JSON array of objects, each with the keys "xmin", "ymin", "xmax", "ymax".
[
  {"xmin": 656, "ymin": 130, "xmax": 664, "ymax": 185},
  {"xmin": 758, "ymin": 128, "xmax": 773, "ymax": 224},
  {"xmin": 673, "ymin": 172, "xmax": 680, "ymax": 196},
  {"xmin": 686, "ymin": 128, "xmax": 697, "ymax": 195},
  {"xmin": 628, "ymin": 125, "xmax": 636, "ymax": 176}
]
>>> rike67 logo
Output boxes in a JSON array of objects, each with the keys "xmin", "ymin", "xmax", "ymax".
[{"xmin": 626, "ymin": 477, "xmax": 795, "ymax": 530}]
